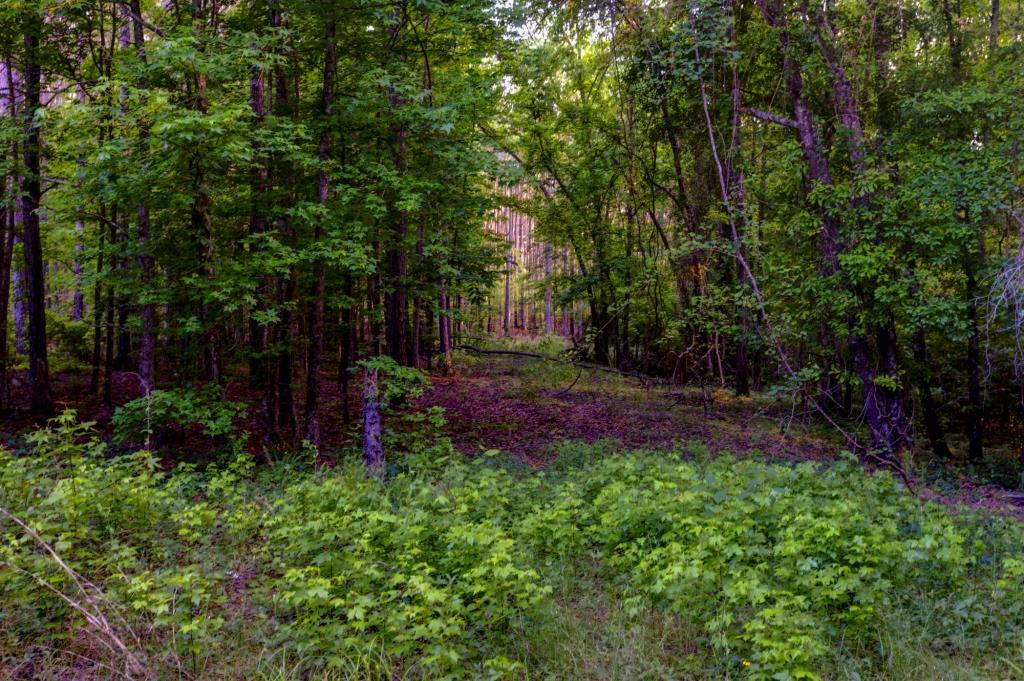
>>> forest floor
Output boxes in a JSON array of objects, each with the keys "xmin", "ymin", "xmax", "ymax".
[{"xmin": 4, "ymin": 339, "xmax": 1022, "ymax": 515}]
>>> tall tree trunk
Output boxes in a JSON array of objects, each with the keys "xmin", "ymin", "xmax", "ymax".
[
  {"xmin": 90, "ymin": 206, "xmax": 106, "ymax": 394},
  {"xmin": 912, "ymin": 328, "xmax": 952, "ymax": 459},
  {"xmin": 503, "ymin": 249, "xmax": 512, "ymax": 336},
  {"xmin": 561, "ymin": 247, "xmax": 569, "ymax": 336},
  {"xmin": 384, "ymin": 7, "xmax": 409, "ymax": 364},
  {"xmin": 0, "ymin": 62, "xmax": 11, "ymax": 409},
  {"xmin": 410, "ymin": 221, "xmax": 425, "ymax": 367},
  {"xmin": 248, "ymin": 40, "xmax": 269, "ymax": 382},
  {"xmin": 72, "ymin": 219, "xmax": 84, "ymax": 322},
  {"xmin": 302, "ymin": 8, "xmax": 337, "ymax": 445},
  {"xmin": 385, "ymin": 158, "xmax": 408, "ymax": 361},
  {"xmin": 20, "ymin": 12, "xmax": 54, "ymax": 415},
  {"xmin": 544, "ymin": 243, "xmax": 554, "ymax": 335},
  {"xmin": 104, "ymin": 214, "xmax": 116, "ymax": 405},
  {"xmin": 438, "ymin": 282, "xmax": 452, "ymax": 374},
  {"xmin": 130, "ymin": 0, "xmax": 155, "ymax": 395},
  {"xmin": 13, "ymin": 261, "xmax": 25, "ymax": 356},
  {"xmin": 246, "ymin": 25, "xmax": 278, "ymax": 442},
  {"xmin": 277, "ymin": 267, "xmax": 296, "ymax": 429},
  {"xmin": 728, "ymin": 40, "xmax": 751, "ymax": 397},
  {"xmin": 0, "ymin": 193, "xmax": 12, "ymax": 411},
  {"xmin": 269, "ymin": 0, "xmax": 294, "ymax": 427},
  {"xmin": 966, "ymin": 264, "xmax": 984, "ymax": 461},
  {"xmin": 339, "ymin": 278, "xmax": 355, "ymax": 424},
  {"xmin": 5, "ymin": 60, "xmax": 25, "ymax": 369},
  {"xmin": 754, "ymin": 0, "xmax": 908, "ymax": 455}
]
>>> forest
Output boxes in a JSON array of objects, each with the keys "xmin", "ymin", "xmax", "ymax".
[{"xmin": 2, "ymin": 0, "xmax": 1024, "ymax": 678}]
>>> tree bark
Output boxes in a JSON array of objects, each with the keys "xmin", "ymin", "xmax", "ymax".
[
  {"xmin": 362, "ymin": 368, "xmax": 384, "ymax": 477},
  {"xmin": 72, "ymin": 218, "xmax": 85, "ymax": 322},
  {"xmin": 104, "ymin": 213, "xmax": 116, "ymax": 405}
]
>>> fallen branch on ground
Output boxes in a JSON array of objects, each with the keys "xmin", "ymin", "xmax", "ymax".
[
  {"xmin": 0, "ymin": 506, "xmax": 148, "ymax": 679},
  {"xmin": 453, "ymin": 345, "xmax": 665, "ymax": 383}
]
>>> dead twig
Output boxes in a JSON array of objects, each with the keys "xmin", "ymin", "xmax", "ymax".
[
  {"xmin": 0, "ymin": 506, "xmax": 148, "ymax": 678},
  {"xmin": 553, "ymin": 367, "xmax": 584, "ymax": 397}
]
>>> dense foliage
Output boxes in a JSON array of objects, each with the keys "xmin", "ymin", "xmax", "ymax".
[{"xmin": 3, "ymin": 416, "xmax": 1024, "ymax": 678}]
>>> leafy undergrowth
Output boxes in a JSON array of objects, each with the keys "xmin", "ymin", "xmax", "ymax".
[{"xmin": 2, "ymin": 416, "xmax": 1024, "ymax": 680}]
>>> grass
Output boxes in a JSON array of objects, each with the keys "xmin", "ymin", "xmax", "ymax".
[{"xmin": 513, "ymin": 563, "xmax": 706, "ymax": 681}]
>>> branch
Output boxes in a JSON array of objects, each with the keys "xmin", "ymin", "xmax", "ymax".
[
  {"xmin": 114, "ymin": 2, "xmax": 166, "ymax": 38},
  {"xmin": 453, "ymin": 345, "xmax": 662, "ymax": 382},
  {"xmin": 742, "ymin": 106, "xmax": 799, "ymax": 129}
]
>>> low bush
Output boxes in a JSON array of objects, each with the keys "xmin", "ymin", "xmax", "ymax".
[{"xmin": 111, "ymin": 384, "xmax": 246, "ymax": 449}]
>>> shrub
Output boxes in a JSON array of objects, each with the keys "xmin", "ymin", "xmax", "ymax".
[
  {"xmin": 112, "ymin": 384, "xmax": 246, "ymax": 448},
  {"xmin": 45, "ymin": 311, "xmax": 92, "ymax": 366}
]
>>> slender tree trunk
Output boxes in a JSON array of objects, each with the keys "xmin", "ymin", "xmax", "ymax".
[
  {"xmin": 268, "ymin": 0, "xmax": 294, "ymax": 426},
  {"xmin": 561, "ymin": 247, "xmax": 569, "ymax": 336},
  {"xmin": 90, "ymin": 207, "xmax": 106, "ymax": 394},
  {"xmin": 302, "ymin": 8, "xmax": 337, "ymax": 445},
  {"xmin": 410, "ymin": 221, "xmax": 425, "ymax": 367},
  {"xmin": 339, "ymin": 278, "xmax": 355, "ymax": 424},
  {"xmin": 104, "ymin": 215, "xmax": 116, "ymax": 405},
  {"xmin": 248, "ymin": 37, "xmax": 269, "ymax": 388},
  {"xmin": 438, "ymin": 282, "xmax": 453, "ymax": 375},
  {"xmin": 755, "ymin": 0, "xmax": 908, "ymax": 454},
  {"xmin": 247, "ymin": 30, "xmax": 278, "ymax": 442},
  {"xmin": 385, "ymin": 224, "xmax": 408, "ymax": 362},
  {"xmin": 728, "ymin": 36, "xmax": 751, "ymax": 397},
  {"xmin": 277, "ymin": 271, "xmax": 296, "ymax": 429},
  {"xmin": 13, "ymin": 261, "xmax": 25, "ymax": 356},
  {"xmin": 912, "ymin": 328, "xmax": 952, "ymax": 459},
  {"xmin": 0, "ymin": 196, "xmax": 12, "ymax": 411},
  {"xmin": 368, "ymin": 270, "xmax": 381, "ymax": 354},
  {"xmin": 130, "ymin": 0, "xmax": 155, "ymax": 395},
  {"xmin": 503, "ymin": 250, "xmax": 512, "ymax": 336},
  {"xmin": 5, "ymin": 60, "xmax": 26, "ymax": 367},
  {"xmin": 0, "ymin": 62, "xmax": 11, "ymax": 409},
  {"xmin": 384, "ymin": 8, "xmax": 409, "ymax": 365},
  {"xmin": 966, "ymin": 264, "xmax": 984, "ymax": 460},
  {"xmin": 544, "ymin": 243, "xmax": 553, "ymax": 335},
  {"xmin": 362, "ymin": 368, "xmax": 384, "ymax": 477},
  {"xmin": 72, "ymin": 219, "xmax": 85, "ymax": 322},
  {"xmin": 20, "ymin": 13, "xmax": 54, "ymax": 415}
]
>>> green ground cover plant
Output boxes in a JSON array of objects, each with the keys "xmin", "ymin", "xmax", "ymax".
[{"xmin": 2, "ymin": 415, "xmax": 1024, "ymax": 679}]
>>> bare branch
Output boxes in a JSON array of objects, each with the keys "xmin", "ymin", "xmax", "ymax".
[{"xmin": 742, "ymin": 106, "xmax": 799, "ymax": 129}]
